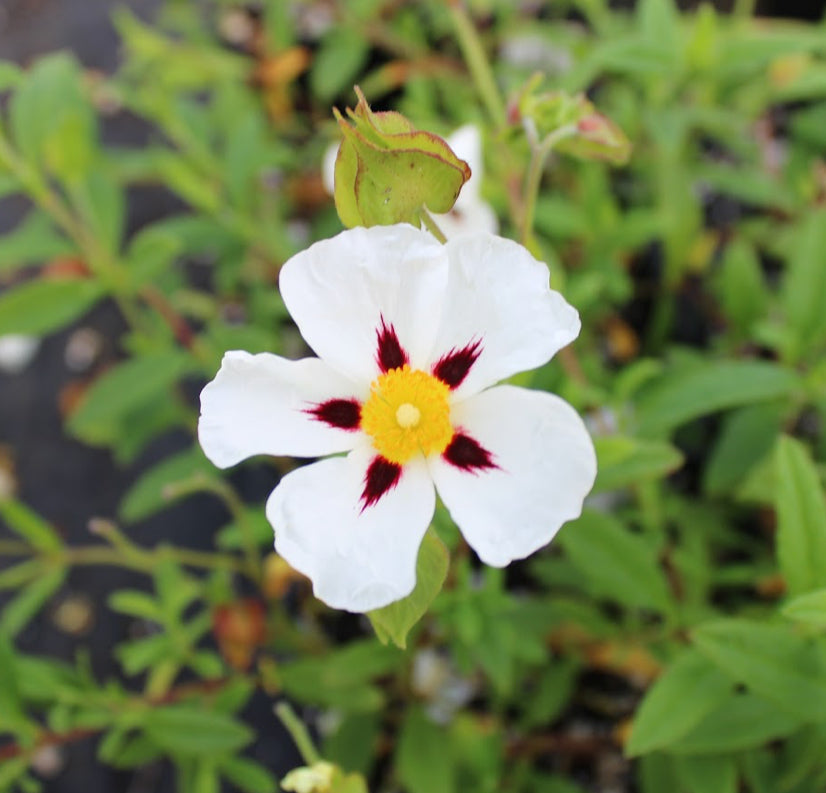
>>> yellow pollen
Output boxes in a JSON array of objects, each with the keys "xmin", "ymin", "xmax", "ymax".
[{"xmin": 360, "ymin": 365, "xmax": 453, "ymax": 465}]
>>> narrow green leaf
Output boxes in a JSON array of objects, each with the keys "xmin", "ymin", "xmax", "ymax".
[
  {"xmin": 775, "ymin": 435, "xmax": 826, "ymax": 596},
  {"xmin": 67, "ymin": 351, "xmax": 194, "ymax": 446},
  {"xmin": 782, "ymin": 588, "xmax": 826, "ymax": 627},
  {"xmin": 782, "ymin": 210, "xmax": 826, "ymax": 359},
  {"xmin": 673, "ymin": 755, "xmax": 738, "ymax": 793},
  {"xmin": 626, "ymin": 649, "xmax": 732, "ymax": 757},
  {"xmin": 692, "ymin": 618, "xmax": 826, "ymax": 722},
  {"xmin": 0, "ymin": 211, "xmax": 76, "ymax": 274},
  {"xmin": 0, "ymin": 559, "xmax": 43, "ymax": 591},
  {"xmin": 220, "ymin": 757, "xmax": 277, "ymax": 793},
  {"xmin": 311, "ymin": 29, "xmax": 369, "ymax": 101},
  {"xmin": 119, "ymin": 447, "xmax": 211, "ymax": 523},
  {"xmin": 368, "ymin": 529, "xmax": 449, "ymax": 648},
  {"xmin": 593, "ymin": 436, "xmax": 684, "ymax": 492},
  {"xmin": 669, "ymin": 691, "xmax": 802, "ymax": 755},
  {"xmin": 635, "ymin": 361, "xmax": 800, "ymax": 435},
  {"xmin": 0, "ymin": 568, "xmax": 66, "ymax": 638},
  {"xmin": 143, "ymin": 705, "xmax": 253, "ymax": 756},
  {"xmin": 108, "ymin": 590, "xmax": 162, "ymax": 622},
  {"xmin": 396, "ymin": 706, "xmax": 454, "ymax": 793},
  {"xmin": 558, "ymin": 510, "xmax": 673, "ymax": 614},
  {"xmin": 702, "ymin": 403, "xmax": 785, "ymax": 496},
  {"xmin": 0, "ymin": 278, "xmax": 101, "ymax": 336},
  {"xmin": 0, "ymin": 62, "xmax": 23, "ymax": 90},
  {"xmin": 715, "ymin": 238, "xmax": 768, "ymax": 336},
  {"xmin": 0, "ymin": 498, "xmax": 62, "ymax": 551},
  {"xmin": 9, "ymin": 53, "xmax": 97, "ymax": 180}
]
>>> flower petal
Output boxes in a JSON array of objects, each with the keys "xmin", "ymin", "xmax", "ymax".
[
  {"xmin": 430, "ymin": 385, "xmax": 596, "ymax": 566},
  {"xmin": 279, "ymin": 225, "xmax": 449, "ymax": 383},
  {"xmin": 433, "ymin": 234, "xmax": 580, "ymax": 397},
  {"xmin": 269, "ymin": 449, "xmax": 435, "ymax": 612},
  {"xmin": 199, "ymin": 351, "xmax": 366, "ymax": 468},
  {"xmin": 433, "ymin": 125, "xmax": 499, "ymax": 239}
]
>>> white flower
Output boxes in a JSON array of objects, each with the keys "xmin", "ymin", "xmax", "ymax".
[
  {"xmin": 322, "ymin": 125, "xmax": 498, "ymax": 238},
  {"xmin": 199, "ymin": 225, "xmax": 596, "ymax": 612}
]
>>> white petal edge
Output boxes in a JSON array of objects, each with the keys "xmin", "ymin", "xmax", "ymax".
[
  {"xmin": 269, "ymin": 449, "xmax": 435, "ymax": 612},
  {"xmin": 430, "ymin": 385, "xmax": 596, "ymax": 567},
  {"xmin": 433, "ymin": 233, "xmax": 580, "ymax": 399},
  {"xmin": 199, "ymin": 351, "xmax": 367, "ymax": 468},
  {"xmin": 279, "ymin": 225, "xmax": 449, "ymax": 383}
]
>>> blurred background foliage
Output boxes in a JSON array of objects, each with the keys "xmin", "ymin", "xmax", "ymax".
[{"xmin": 2, "ymin": 0, "xmax": 826, "ymax": 791}]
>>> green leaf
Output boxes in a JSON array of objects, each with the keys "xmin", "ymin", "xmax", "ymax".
[
  {"xmin": 0, "ymin": 211, "xmax": 76, "ymax": 274},
  {"xmin": 673, "ymin": 755, "xmax": 738, "ymax": 793},
  {"xmin": 368, "ymin": 528, "xmax": 449, "ymax": 648},
  {"xmin": 626, "ymin": 649, "xmax": 733, "ymax": 756},
  {"xmin": 67, "ymin": 351, "xmax": 194, "ymax": 446},
  {"xmin": 0, "ymin": 278, "xmax": 101, "ymax": 337},
  {"xmin": 220, "ymin": 757, "xmax": 277, "ymax": 793},
  {"xmin": 70, "ymin": 170, "xmax": 125, "ymax": 254},
  {"xmin": 311, "ymin": 29, "xmax": 370, "ymax": 101},
  {"xmin": 715, "ymin": 238, "xmax": 768, "ymax": 336},
  {"xmin": 557, "ymin": 510, "xmax": 673, "ymax": 613},
  {"xmin": 396, "ymin": 707, "xmax": 454, "ymax": 793},
  {"xmin": 593, "ymin": 436, "xmax": 684, "ymax": 492},
  {"xmin": 0, "ymin": 568, "xmax": 66, "ymax": 638},
  {"xmin": 279, "ymin": 640, "xmax": 401, "ymax": 712},
  {"xmin": 775, "ymin": 435, "xmax": 826, "ymax": 597},
  {"xmin": 124, "ymin": 224, "xmax": 183, "ymax": 288},
  {"xmin": 782, "ymin": 588, "xmax": 826, "ymax": 627},
  {"xmin": 702, "ymin": 403, "xmax": 785, "ymax": 496},
  {"xmin": 692, "ymin": 618, "xmax": 826, "ymax": 722},
  {"xmin": 9, "ymin": 53, "xmax": 97, "ymax": 181},
  {"xmin": 324, "ymin": 712, "xmax": 381, "ymax": 777},
  {"xmin": 0, "ymin": 62, "xmax": 23, "ymax": 91},
  {"xmin": 0, "ymin": 498, "xmax": 62, "ymax": 551},
  {"xmin": 669, "ymin": 691, "xmax": 802, "ymax": 755},
  {"xmin": 635, "ymin": 360, "xmax": 800, "ymax": 435},
  {"xmin": 108, "ymin": 591, "xmax": 162, "ymax": 622},
  {"xmin": 0, "ymin": 559, "xmax": 43, "ymax": 591},
  {"xmin": 143, "ymin": 705, "xmax": 253, "ymax": 756},
  {"xmin": 783, "ymin": 209, "xmax": 826, "ymax": 360},
  {"xmin": 119, "ymin": 446, "xmax": 211, "ymax": 523}
]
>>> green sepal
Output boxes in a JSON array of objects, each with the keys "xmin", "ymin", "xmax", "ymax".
[
  {"xmin": 368, "ymin": 527, "xmax": 449, "ymax": 649},
  {"xmin": 332, "ymin": 87, "xmax": 470, "ymax": 228}
]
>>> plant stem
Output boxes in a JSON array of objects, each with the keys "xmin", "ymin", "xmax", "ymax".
[
  {"xmin": 420, "ymin": 208, "xmax": 448, "ymax": 243},
  {"xmin": 448, "ymin": 1, "xmax": 506, "ymax": 126},
  {"xmin": 275, "ymin": 702, "xmax": 322, "ymax": 765},
  {"xmin": 520, "ymin": 125, "xmax": 577, "ymax": 249}
]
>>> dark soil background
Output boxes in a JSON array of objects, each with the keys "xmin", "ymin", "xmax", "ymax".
[{"xmin": 0, "ymin": 0, "xmax": 824, "ymax": 791}]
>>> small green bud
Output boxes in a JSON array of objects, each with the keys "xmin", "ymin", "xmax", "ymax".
[
  {"xmin": 281, "ymin": 762, "xmax": 368, "ymax": 793},
  {"xmin": 517, "ymin": 80, "xmax": 631, "ymax": 166},
  {"xmin": 332, "ymin": 87, "xmax": 471, "ymax": 228}
]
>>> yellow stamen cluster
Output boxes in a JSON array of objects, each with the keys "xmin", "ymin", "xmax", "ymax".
[{"xmin": 360, "ymin": 365, "xmax": 452, "ymax": 465}]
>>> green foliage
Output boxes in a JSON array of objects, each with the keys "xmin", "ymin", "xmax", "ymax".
[{"xmin": 1, "ymin": 0, "xmax": 826, "ymax": 790}]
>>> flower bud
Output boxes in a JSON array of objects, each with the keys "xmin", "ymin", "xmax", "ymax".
[
  {"xmin": 332, "ymin": 87, "xmax": 471, "ymax": 228},
  {"xmin": 518, "ymin": 81, "xmax": 631, "ymax": 166}
]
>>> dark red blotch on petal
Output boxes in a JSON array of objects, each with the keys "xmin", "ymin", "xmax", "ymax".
[
  {"xmin": 361, "ymin": 456, "xmax": 402, "ymax": 508},
  {"xmin": 432, "ymin": 340, "xmax": 482, "ymax": 389},
  {"xmin": 443, "ymin": 432, "xmax": 496, "ymax": 472},
  {"xmin": 376, "ymin": 317, "xmax": 408, "ymax": 372},
  {"xmin": 306, "ymin": 398, "xmax": 362, "ymax": 430}
]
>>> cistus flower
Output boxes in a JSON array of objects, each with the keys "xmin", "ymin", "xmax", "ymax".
[{"xmin": 199, "ymin": 225, "xmax": 596, "ymax": 612}]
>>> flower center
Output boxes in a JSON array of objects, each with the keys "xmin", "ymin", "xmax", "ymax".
[{"xmin": 360, "ymin": 364, "xmax": 452, "ymax": 465}]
